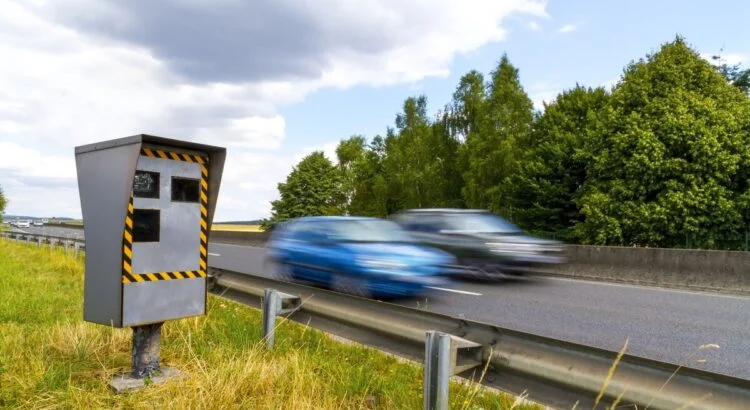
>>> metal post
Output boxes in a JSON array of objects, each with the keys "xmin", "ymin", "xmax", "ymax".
[
  {"xmin": 263, "ymin": 289, "xmax": 281, "ymax": 349},
  {"xmin": 64, "ymin": 241, "xmax": 70, "ymax": 255},
  {"xmin": 261, "ymin": 288, "xmax": 301, "ymax": 350},
  {"xmin": 74, "ymin": 243, "xmax": 80, "ymax": 258},
  {"xmin": 37, "ymin": 237, "xmax": 42, "ymax": 248},
  {"xmin": 131, "ymin": 323, "xmax": 163, "ymax": 378},
  {"xmin": 424, "ymin": 331, "xmax": 451, "ymax": 410}
]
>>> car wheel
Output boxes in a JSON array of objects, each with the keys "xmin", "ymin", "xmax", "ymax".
[{"xmin": 332, "ymin": 274, "xmax": 372, "ymax": 298}]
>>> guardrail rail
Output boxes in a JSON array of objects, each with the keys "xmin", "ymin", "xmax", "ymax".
[{"xmin": 209, "ymin": 267, "xmax": 750, "ymax": 410}]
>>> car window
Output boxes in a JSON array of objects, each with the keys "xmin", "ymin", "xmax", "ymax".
[
  {"xmin": 403, "ymin": 214, "xmax": 446, "ymax": 233},
  {"xmin": 290, "ymin": 221, "xmax": 329, "ymax": 242},
  {"xmin": 444, "ymin": 212, "xmax": 521, "ymax": 233},
  {"xmin": 327, "ymin": 219, "xmax": 414, "ymax": 242}
]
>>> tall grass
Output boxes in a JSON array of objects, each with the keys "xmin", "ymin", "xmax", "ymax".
[{"xmin": 0, "ymin": 240, "xmax": 538, "ymax": 409}]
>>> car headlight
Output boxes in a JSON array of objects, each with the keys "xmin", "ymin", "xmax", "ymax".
[{"xmin": 356, "ymin": 256, "xmax": 408, "ymax": 269}]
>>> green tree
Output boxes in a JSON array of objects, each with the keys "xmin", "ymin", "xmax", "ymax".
[
  {"xmin": 711, "ymin": 51, "xmax": 750, "ymax": 95},
  {"xmin": 348, "ymin": 136, "xmax": 390, "ymax": 217},
  {"xmin": 0, "ymin": 185, "xmax": 6, "ymax": 223},
  {"xmin": 461, "ymin": 54, "xmax": 534, "ymax": 219},
  {"xmin": 509, "ymin": 85, "xmax": 610, "ymax": 239},
  {"xmin": 262, "ymin": 151, "xmax": 343, "ymax": 229},
  {"xmin": 382, "ymin": 95, "xmax": 452, "ymax": 210},
  {"xmin": 446, "ymin": 70, "xmax": 487, "ymax": 142},
  {"xmin": 335, "ymin": 135, "xmax": 367, "ymax": 213},
  {"xmin": 446, "ymin": 70, "xmax": 488, "ymax": 206},
  {"xmin": 576, "ymin": 37, "xmax": 750, "ymax": 247}
]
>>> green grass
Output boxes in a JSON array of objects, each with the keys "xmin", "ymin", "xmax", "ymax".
[{"xmin": 0, "ymin": 239, "xmax": 540, "ymax": 410}]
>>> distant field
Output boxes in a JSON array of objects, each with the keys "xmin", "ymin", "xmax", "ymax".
[
  {"xmin": 212, "ymin": 224, "xmax": 264, "ymax": 232},
  {"xmin": 48, "ymin": 219, "xmax": 83, "ymax": 226}
]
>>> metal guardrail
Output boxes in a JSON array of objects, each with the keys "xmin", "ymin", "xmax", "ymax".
[
  {"xmin": 2, "ymin": 231, "xmax": 86, "ymax": 257},
  {"xmin": 208, "ymin": 267, "xmax": 750, "ymax": 410}
]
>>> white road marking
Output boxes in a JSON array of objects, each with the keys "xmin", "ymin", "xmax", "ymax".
[
  {"xmin": 208, "ymin": 253, "xmax": 221, "ymax": 256},
  {"xmin": 426, "ymin": 286, "xmax": 482, "ymax": 296},
  {"xmin": 544, "ymin": 276, "xmax": 750, "ymax": 299}
]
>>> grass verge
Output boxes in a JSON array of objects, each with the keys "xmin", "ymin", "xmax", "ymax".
[{"xmin": 0, "ymin": 239, "xmax": 539, "ymax": 409}]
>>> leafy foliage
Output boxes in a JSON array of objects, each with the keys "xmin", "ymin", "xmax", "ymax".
[
  {"xmin": 508, "ymin": 85, "xmax": 609, "ymax": 240},
  {"xmin": 0, "ymin": 186, "xmax": 6, "ymax": 223},
  {"xmin": 461, "ymin": 55, "xmax": 534, "ymax": 217},
  {"xmin": 711, "ymin": 51, "xmax": 750, "ymax": 95},
  {"xmin": 266, "ymin": 36, "xmax": 750, "ymax": 250},
  {"xmin": 262, "ymin": 152, "xmax": 342, "ymax": 229},
  {"xmin": 576, "ymin": 37, "xmax": 750, "ymax": 247}
]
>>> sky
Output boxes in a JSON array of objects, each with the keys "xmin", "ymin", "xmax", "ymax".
[{"xmin": 1, "ymin": 0, "xmax": 749, "ymax": 221}]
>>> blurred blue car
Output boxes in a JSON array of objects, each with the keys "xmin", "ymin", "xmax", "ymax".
[{"xmin": 265, "ymin": 216, "xmax": 455, "ymax": 299}]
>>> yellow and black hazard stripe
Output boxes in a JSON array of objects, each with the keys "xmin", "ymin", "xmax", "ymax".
[
  {"xmin": 122, "ymin": 194, "xmax": 135, "ymax": 282},
  {"xmin": 123, "ymin": 270, "xmax": 207, "ymax": 283},
  {"xmin": 141, "ymin": 147, "xmax": 208, "ymax": 164},
  {"xmin": 122, "ymin": 146, "xmax": 210, "ymax": 284},
  {"xmin": 199, "ymin": 160, "xmax": 209, "ymax": 277}
]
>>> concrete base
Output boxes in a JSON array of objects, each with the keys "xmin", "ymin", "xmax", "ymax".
[{"xmin": 109, "ymin": 366, "xmax": 184, "ymax": 393}]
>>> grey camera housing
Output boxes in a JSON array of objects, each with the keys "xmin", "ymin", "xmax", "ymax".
[{"xmin": 75, "ymin": 134, "xmax": 226, "ymax": 328}]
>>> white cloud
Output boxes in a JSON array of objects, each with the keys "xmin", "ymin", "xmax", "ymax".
[
  {"xmin": 528, "ymin": 21, "xmax": 542, "ymax": 32},
  {"xmin": 701, "ymin": 52, "xmax": 748, "ymax": 67},
  {"xmin": 558, "ymin": 23, "xmax": 579, "ymax": 34},
  {"xmin": 0, "ymin": 0, "xmax": 548, "ymax": 221},
  {"xmin": 528, "ymin": 81, "xmax": 562, "ymax": 110}
]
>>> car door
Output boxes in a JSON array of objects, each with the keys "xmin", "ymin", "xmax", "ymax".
[{"xmin": 287, "ymin": 221, "xmax": 337, "ymax": 285}]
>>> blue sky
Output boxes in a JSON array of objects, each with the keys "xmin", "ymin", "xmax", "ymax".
[
  {"xmin": 281, "ymin": 0, "xmax": 750, "ymax": 157},
  {"xmin": 1, "ymin": 0, "xmax": 748, "ymax": 221}
]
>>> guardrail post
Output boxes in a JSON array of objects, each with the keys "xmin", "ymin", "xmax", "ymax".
[
  {"xmin": 424, "ymin": 331, "xmax": 451, "ymax": 410},
  {"xmin": 74, "ymin": 242, "xmax": 80, "ymax": 258},
  {"xmin": 37, "ymin": 237, "xmax": 42, "ymax": 248},
  {"xmin": 25, "ymin": 235, "xmax": 31, "ymax": 245},
  {"xmin": 262, "ymin": 288, "xmax": 301, "ymax": 350},
  {"xmin": 64, "ymin": 241, "xmax": 70, "ymax": 255},
  {"xmin": 423, "ymin": 331, "xmax": 483, "ymax": 410}
]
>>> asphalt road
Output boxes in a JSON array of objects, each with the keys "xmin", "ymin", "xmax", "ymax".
[
  {"xmin": 16, "ymin": 226, "xmax": 750, "ymax": 379},
  {"xmin": 207, "ymin": 242, "xmax": 750, "ymax": 380}
]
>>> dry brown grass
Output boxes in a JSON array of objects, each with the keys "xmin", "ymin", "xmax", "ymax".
[{"xmin": 211, "ymin": 224, "xmax": 264, "ymax": 232}]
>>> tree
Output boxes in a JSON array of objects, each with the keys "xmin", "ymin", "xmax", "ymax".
[
  {"xmin": 576, "ymin": 37, "xmax": 750, "ymax": 247},
  {"xmin": 347, "ymin": 136, "xmax": 390, "ymax": 217},
  {"xmin": 0, "ymin": 185, "xmax": 6, "ymax": 223},
  {"xmin": 382, "ymin": 95, "xmax": 452, "ymax": 210},
  {"xmin": 262, "ymin": 152, "xmax": 343, "ymax": 229},
  {"xmin": 335, "ymin": 135, "xmax": 366, "ymax": 213},
  {"xmin": 711, "ymin": 51, "xmax": 750, "ymax": 95},
  {"xmin": 446, "ymin": 70, "xmax": 487, "ymax": 142},
  {"xmin": 509, "ymin": 85, "xmax": 610, "ymax": 239},
  {"xmin": 461, "ymin": 54, "xmax": 534, "ymax": 219}
]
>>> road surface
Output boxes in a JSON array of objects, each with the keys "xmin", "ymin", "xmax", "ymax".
[{"xmin": 208, "ymin": 242, "xmax": 750, "ymax": 380}]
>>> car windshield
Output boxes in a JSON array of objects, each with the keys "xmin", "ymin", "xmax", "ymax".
[
  {"xmin": 444, "ymin": 212, "xmax": 521, "ymax": 233},
  {"xmin": 327, "ymin": 219, "xmax": 414, "ymax": 243}
]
